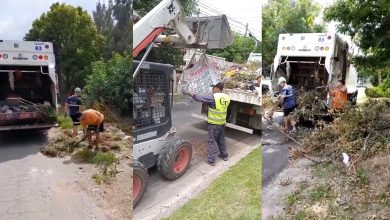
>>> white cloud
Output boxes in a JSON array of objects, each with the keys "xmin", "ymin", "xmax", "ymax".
[{"xmin": 0, "ymin": 0, "xmax": 96, "ymax": 40}]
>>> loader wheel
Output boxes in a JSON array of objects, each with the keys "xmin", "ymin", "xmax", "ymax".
[
  {"xmin": 133, "ymin": 160, "xmax": 148, "ymax": 208},
  {"xmin": 158, "ymin": 139, "xmax": 193, "ymax": 181}
]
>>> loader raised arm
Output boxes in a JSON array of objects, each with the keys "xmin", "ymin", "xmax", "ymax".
[{"xmin": 133, "ymin": 0, "xmax": 233, "ymax": 58}]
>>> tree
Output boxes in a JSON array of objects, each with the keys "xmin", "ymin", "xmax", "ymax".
[
  {"xmin": 93, "ymin": 0, "xmax": 131, "ymax": 57},
  {"xmin": 262, "ymin": 0, "xmax": 325, "ymax": 73},
  {"xmin": 324, "ymin": 0, "xmax": 390, "ymax": 96},
  {"xmin": 208, "ymin": 33, "xmax": 261, "ymax": 63},
  {"xmin": 83, "ymin": 54, "xmax": 132, "ymax": 116},
  {"xmin": 133, "ymin": 0, "xmax": 197, "ymax": 66},
  {"xmin": 25, "ymin": 3, "xmax": 104, "ymax": 96},
  {"xmin": 133, "ymin": 0, "xmax": 197, "ymax": 17}
]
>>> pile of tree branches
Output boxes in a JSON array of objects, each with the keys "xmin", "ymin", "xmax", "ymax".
[{"xmin": 302, "ymin": 99, "xmax": 390, "ymax": 161}]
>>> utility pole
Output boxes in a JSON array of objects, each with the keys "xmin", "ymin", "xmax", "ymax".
[{"xmin": 244, "ymin": 23, "xmax": 248, "ymax": 37}]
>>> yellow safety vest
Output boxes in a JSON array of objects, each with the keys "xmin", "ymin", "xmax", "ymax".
[{"xmin": 208, "ymin": 93, "xmax": 230, "ymax": 125}]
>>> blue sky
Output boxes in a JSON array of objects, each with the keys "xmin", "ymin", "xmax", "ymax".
[{"xmin": 0, "ymin": 0, "xmax": 99, "ymax": 40}]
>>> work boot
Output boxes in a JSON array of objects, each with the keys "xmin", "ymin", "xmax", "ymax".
[
  {"xmin": 290, "ymin": 127, "xmax": 298, "ymax": 134},
  {"xmin": 207, "ymin": 161, "xmax": 216, "ymax": 166},
  {"xmin": 218, "ymin": 154, "xmax": 229, "ymax": 161}
]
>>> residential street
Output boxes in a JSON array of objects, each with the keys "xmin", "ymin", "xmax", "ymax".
[{"xmin": 0, "ymin": 130, "xmax": 109, "ymax": 220}]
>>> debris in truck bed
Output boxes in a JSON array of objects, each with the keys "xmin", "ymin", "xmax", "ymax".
[
  {"xmin": 41, "ymin": 123, "xmax": 130, "ymax": 158},
  {"xmin": 179, "ymin": 53, "xmax": 261, "ymax": 95},
  {"xmin": 222, "ymin": 62, "xmax": 260, "ymax": 90}
]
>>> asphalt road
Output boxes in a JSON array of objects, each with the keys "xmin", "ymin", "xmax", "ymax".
[
  {"xmin": 133, "ymin": 99, "xmax": 260, "ymax": 220},
  {"xmin": 0, "ymin": 130, "xmax": 108, "ymax": 220},
  {"xmin": 261, "ymin": 112, "xmax": 291, "ymax": 187}
]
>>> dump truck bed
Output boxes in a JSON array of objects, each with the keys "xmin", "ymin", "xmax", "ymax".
[{"xmin": 224, "ymin": 88, "xmax": 261, "ymax": 106}]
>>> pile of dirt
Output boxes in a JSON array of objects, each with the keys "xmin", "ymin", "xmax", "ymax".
[
  {"xmin": 190, "ymin": 139, "xmax": 208, "ymax": 156},
  {"xmin": 302, "ymin": 99, "xmax": 390, "ymax": 160},
  {"xmin": 40, "ymin": 123, "xmax": 131, "ymax": 158}
]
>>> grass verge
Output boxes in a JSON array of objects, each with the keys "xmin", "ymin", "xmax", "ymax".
[{"xmin": 164, "ymin": 147, "xmax": 261, "ymax": 220}]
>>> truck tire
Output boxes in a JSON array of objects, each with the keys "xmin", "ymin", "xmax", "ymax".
[
  {"xmin": 133, "ymin": 160, "xmax": 148, "ymax": 208},
  {"xmin": 158, "ymin": 139, "xmax": 193, "ymax": 181}
]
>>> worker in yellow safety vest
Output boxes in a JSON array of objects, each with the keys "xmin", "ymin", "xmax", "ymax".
[{"xmin": 186, "ymin": 82, "xmax": 231, "ymax": 166}]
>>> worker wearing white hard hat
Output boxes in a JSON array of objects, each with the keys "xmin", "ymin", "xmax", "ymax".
[
  {"xmin": 278, "ymin": 77, "xmax": 298, "ymax": 133},
  {"xmin": 278, "ymin": 77, "xmax": 287, "ymax": 85}
]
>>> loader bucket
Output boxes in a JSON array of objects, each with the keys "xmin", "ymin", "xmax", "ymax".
[{"xmin": 186, "ymin": 15, "xmax": 233, "ymax": 49}]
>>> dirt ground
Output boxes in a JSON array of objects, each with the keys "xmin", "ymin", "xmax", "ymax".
[
  {"xmin": 262, "ymin": 159, "xmax": 314, "ymax": 219},
  {"xmin": 40, "ymin": 124, "xmax": 132, "ymax": 220},
  {"xmin": 263, "ymin": 155, "xmax": 390, "ymax": 220},
  {"xmin": 77, "ymin": 146, "xmax": 132, "ymax": 220}
]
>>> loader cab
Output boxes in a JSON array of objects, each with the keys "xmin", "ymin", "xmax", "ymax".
[{"xmin": 132, "ymin": 61, "xmax": 173, "ymax": 146}]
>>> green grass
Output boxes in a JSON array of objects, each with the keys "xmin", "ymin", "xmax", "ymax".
[
  {"xmin": 75, "ymin": 149, "xmax": 116, "ymax": 165},
  {"xmin": 164, "ymin": 147, "xmax": 262, "ymax": 220},
  {"xmin": 294, "ymin": 210, "xmax": 308, "ymax": 220},
  {"xmin": 285, "ymin": 191, "xmax": 301, "ymax": 207},
  {"xmin": 356, "ymin": 169, "xmax": 369, "ymax": 186},
  {"xmin": 313, "ymin": 164, "xmax": 337, "ymax": 179},
  {"xmin": 309, "ymin": 185, "xmax": 332, "ymax": 202}
]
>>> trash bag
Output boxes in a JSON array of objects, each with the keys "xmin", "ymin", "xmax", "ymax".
[{"xmin": 178, "ymin": 53, "xmax": 220, "ymax": 96}]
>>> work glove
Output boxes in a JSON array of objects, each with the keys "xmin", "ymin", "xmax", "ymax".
[{"xmin": 181, "ymin": 86, "xmax": 190, "ymax": 95}]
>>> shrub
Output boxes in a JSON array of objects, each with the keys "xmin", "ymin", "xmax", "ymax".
[
  {"xmin": 83, "ymin": 54, "xmax": 132, "ymax": 116},
  {"xmin": 365, "ymin": 78, "xmax": 390, "ymax": 98},
  {"xmin": 58, "ymin": 115, "xmax": 73, "ymax": 129}
]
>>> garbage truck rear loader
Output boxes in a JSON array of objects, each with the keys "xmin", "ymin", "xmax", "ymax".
[
  {"xmin": 270, "ymin": 33, "xmax": 358, "ymax": 105},
  {"xmin": 0, "ymin": 40, "xmax": 58, "ymax": 131}
]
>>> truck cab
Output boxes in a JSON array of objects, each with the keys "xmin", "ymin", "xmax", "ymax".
[{"xmin": 0, "ymin": 40, "xmax": 58, "ymax": 131}]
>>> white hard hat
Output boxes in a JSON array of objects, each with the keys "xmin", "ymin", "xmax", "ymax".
[{"xmin": 278, "ymin": 77, "xmax": 287, "ymax": 85}]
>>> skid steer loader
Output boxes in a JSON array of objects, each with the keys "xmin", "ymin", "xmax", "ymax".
[{"xmin": 132, "ymin": 0, "xmax": 233, "ymax": 207}]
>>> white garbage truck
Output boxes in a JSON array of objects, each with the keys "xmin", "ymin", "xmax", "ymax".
[
  {"xmin": 0, "ymin": 40, "xmax": 58, "ymax": 131},
  {"xmin": 270, "ymin": 33, "xmax": 358, "ymax": 105}
]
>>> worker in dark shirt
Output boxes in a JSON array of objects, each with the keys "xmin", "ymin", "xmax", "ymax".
[
  {"xmin": 278, "ymin": 77, "xmax": 298, "ymax": 133},
  {"xmin": 186, "ymin": 82, "xmax": 231, "ymax": 166},
  {"xmin": 65, "ymin": 87, "xmax": 82, "ymax": 137}
]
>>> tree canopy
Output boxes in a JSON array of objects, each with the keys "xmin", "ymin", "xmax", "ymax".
[
  {"xmin": 93, "ymin": 0, "xmax": 132, "ymax": 58},
  {"xmin": 25, "ymin": 3, "xmax": 104, "ymax": 95},
  {"xmin": 262, "ymin": 0, "xmax": 325, "ymax": 73},
  {"xmin": 208, "ymin": 33, "xmax": 261, "ymax": 64},
  {"xmin": 133, "ymin": 0, "xmax": 197, "ymax": 16},
  {"xmin": 324, "ymin": 0, "xmax": 390, "ymax": 95}
]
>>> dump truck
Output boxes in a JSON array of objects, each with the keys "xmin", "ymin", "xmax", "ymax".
[
  {"xmin": 184, "ymin": 52, "xmax": 262, "ymax": 134},
  {"xmin": 270, "ymin": 33, "xmax": 358, "ymax": 105},
  {"xmin": 0, "ymin": 40, "xmax": 58, "ymax": 131},
  {"xmin": 191, "ymin": 87, "xmax": 261, "ymax": 134}
]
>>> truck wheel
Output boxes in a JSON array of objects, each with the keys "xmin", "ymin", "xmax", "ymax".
[
  {"xmin": 158, "ymin": 139, "xmax": 193, "ymax": 181},
  {"xmin": 133, "ymin": 160, "xmax": 148, "ymax": 208}
]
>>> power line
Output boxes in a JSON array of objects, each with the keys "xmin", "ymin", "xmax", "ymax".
[{"xmin": 198, "ymin": 1, "xmax": 260, "ymax": 39}]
